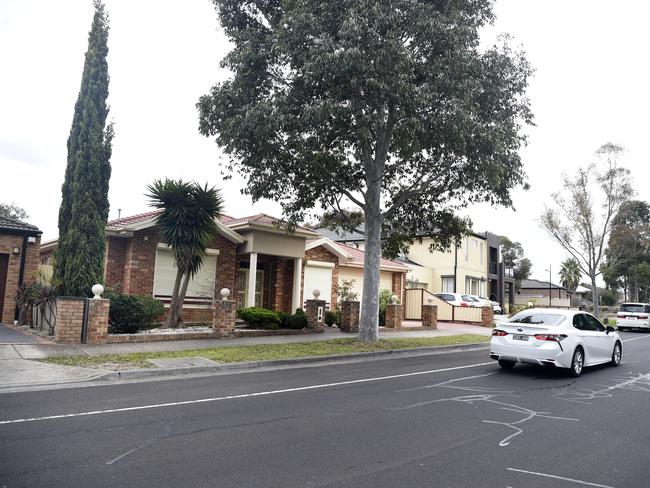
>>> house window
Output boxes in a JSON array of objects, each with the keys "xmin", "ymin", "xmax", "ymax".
[
  {"xmin": 465, "ymin": 277, "xmax": 481, "ymax": 296},
  {"xmin": 441, "ymin": 276, "xmax": 454, "ymax": 293},
  {"xmin": 153, "ymin": 246, "xmax": 218, "ymax": 300}
]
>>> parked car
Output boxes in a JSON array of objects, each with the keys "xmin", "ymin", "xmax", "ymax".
[
  {"xmin": 616, "ymin": 302, "xmax": 650, "ymax": 332},
  {"xmin": 470, "ymin": 295, "xmax": 503, "ymax": 314},
  {"xmin": 434, "ymin": 293, "xmax": 476, "ymax": 307},
  {"xmin": 490, "ymin": 308, "xmax": 621, "ymax": 377}
]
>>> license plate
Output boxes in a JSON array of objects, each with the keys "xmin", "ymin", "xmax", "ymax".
[
  {"xmin": 513, "ymin": 334, "xmax": 528, "ymax": 341},
  {"xmin": 628, "ymin": 316, "xmax": 637, "ymax": 320}
]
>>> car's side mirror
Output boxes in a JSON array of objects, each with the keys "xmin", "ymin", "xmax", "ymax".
[{"xmin": 606, "ymin": 326, "xmax": 615, "ymax": 334}]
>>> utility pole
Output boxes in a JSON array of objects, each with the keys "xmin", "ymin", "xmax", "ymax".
[{"xmin": 548, "ymin": 265, "xmax": 552, "ymax": 307}]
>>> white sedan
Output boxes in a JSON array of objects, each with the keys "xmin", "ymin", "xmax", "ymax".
[{"xmin": 490, "ymin": 308, "xmax": 622, "ymax": 377}]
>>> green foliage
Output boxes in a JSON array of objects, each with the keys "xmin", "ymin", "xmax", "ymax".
[
  {"xmin": 337, "ymin": 279, "xmax": 359, "ymax": 305},
  {"xmin": 559, "ymin": 258, "xmax": 582, "ymax": 293},
  {"xmin": 599, "ymin": 289, "xmax": 618, "ymax": 307},
  {"xmin": 500, "ymin": 237, "xmax": 532, "ymax": 286},
  {"xmin": 0, "ymin": 202, "xmax": 28, "ymax": 220},
  {"xmin": 54, "ymin": 1, "xmax": 112, "ymax": 297},
  {"xmin": 104, "ymin": 289, "xmax": 165, "ymax": 334},
  {"xmin": 324, "ymin": 310, "xmax": 337, "ymax": 326},
  {"xmin": 237, "ymin": 307, "xmax": 281, "ymax": 329},
  {"xmin": 378, "ymin": 289, "xmax": 393, "ymax": 327},
  {"xmin": 286, "ymin": 308, "xmax": 308, "ymax": 329}
]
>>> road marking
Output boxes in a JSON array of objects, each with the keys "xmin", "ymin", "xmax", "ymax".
[
  {"xmin": 507, "ymin": 468, "xmax": 615, "ymax": 487},
  {"xmin": 0, "ymin": 361, "xmax": 494, "ymax": 426},
  {"xmin": 622, "ymin": 335, "xmax": 650, "ymax": 343}
]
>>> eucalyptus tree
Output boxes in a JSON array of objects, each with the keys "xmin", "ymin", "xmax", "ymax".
[
  {"xmin": 540, "ymin": 144, "xmax": 632, "ymax": 317},
  {"xmin": 146, "ymin": 179, "xmax": 223, "ymax": 328},
  {"xmin": 198, "ymin": 0, "xmax": 533, "ymax": 341}
]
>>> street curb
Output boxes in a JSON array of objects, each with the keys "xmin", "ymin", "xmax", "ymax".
[{"xmin": 91, "ymin": 342, "xmax": 490, "ymax": 382}]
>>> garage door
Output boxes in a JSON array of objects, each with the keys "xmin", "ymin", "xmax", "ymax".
[{"xmin": 304, "ymin": 262, "xmax": 333, "ymax": 303}]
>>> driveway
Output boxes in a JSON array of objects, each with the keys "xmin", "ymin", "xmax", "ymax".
[{"xmin": 0, "ymin": 323, "xmax": 41, "ymax": 344}]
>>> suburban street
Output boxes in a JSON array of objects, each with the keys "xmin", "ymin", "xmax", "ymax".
[{"xmin": 1, "ymin": 332, "xmax": 649, "ymax": 488}]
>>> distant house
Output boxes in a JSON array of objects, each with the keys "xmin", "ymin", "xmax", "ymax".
[
  {"xmin": 518, "ymin": 279, "xmax": 572, "ymax": 299},
  {"xmin": 0, "ymin": 216, "xmax": 41, "ymax": 324}
]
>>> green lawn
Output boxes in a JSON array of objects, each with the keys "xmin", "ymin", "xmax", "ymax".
[{"xmin": 42, "ymin": 335, "xmax": 489, "ymax": 370}]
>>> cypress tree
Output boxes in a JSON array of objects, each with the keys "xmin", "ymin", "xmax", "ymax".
[{"xmin": 54, "ymin": 0, "xmax": 113, "ymax": 296}]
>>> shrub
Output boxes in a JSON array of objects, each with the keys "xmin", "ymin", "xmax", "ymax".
[
  {"xmin": 237, "ymin": 307, "xmax": 281, "ymax": 329},
  {"xmin": 279, "ymin": 312, "xmax": 290, "ymax": 328},
  {"xmin": 324, "ymin": 310, "xmax": 337, "ymax": 326},
  {"xmin": 600, "ymin": 289, "xmax": 617, "ymax": 307},
  {"xmin": 337, "ymin": 279, "xmax": 359, "ymax": 306},
  {"xmin": 104, "ymin": 290, "xmax": 165, "ymax": 334},
  {"xmin": 286, "ymin": 308, "xmax": 308, "ymax": 329},
  {"xmin": 378, "ymin": 289, "xmax": 393, "ymax": 327}
]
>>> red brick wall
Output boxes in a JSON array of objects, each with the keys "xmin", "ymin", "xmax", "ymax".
[
  {"xmin": 122, "ymin": 228, "xmax": 159, "ymax": 296},
  {"xmin": 0, "ymin": 234, "xmax": 40, "ymax": 324},
  {"xmin": 104, "ymin": 237, "xmax": 127, "ymax": 291},
  {"xmin": 271, "ymin": 258, "xmax": 293, "ymax": 313},
  {"xmin": 304, "ymin": 246, "xmax": 339, "ymax": 308}
]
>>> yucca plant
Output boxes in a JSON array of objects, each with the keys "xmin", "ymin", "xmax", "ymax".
[{"xmin": 146, "ymin": 179, "xmax": 223, "ymax": 328}]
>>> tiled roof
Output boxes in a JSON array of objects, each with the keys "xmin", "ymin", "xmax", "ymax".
[
  {"xmin": 338, "ymin": 243, "xmax": 409, "ymax": 271},
  {"xmin": 106, "ymin": 210, "xmax": 162, "ymax": 231},
  {"xmin": 223, "ymin": 213, "xmax": 316, "ymax": 234},
  {"xmin": 520, "ymin": 278, "xmax": 566, "ymax": 290},
  {"xmin": 0, "ymin": 216, "xmax": 41, "ymax": 234}
]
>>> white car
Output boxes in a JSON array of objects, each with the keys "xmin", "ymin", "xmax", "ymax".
[
  {"xmin": 616, "ymin": 302, "xmax": 650, "ymax": 332},
  {"xmin": 470, "ymin": 295, "xmax": 503, "ymax": 314},
  {"xmin": 434, "ymin": 293, "xmax": 476, "ymax": 307},
  {"xmin": 490, "ymin": 308, "xmax": 622, "ymax": 377}
]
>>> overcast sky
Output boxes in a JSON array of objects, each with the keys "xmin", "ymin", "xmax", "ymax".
[{"xmin": 1, "ymin": 0, "xmax": 648, "ymax": 285}]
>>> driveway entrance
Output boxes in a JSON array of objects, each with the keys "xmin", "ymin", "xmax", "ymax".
[{"xmin": 0, "ymin": 323, "xmax": 41, "ymax": 344}]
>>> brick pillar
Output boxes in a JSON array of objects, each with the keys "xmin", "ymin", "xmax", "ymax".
[
  {"xmin": 385, "ymin": 303, "xmax": 403, "ymax": 329},
  {"xmin": 305, "ymin": 299, "xmax": 326, "ymax": 329},
  {"xmin": 422, "ymin": 304, "xmax": 438, "ymax": 329},
  {"xmin": 213, "ymin": 299, "xmax": 236, "ymax": 336},
  {"xmin": 54, "ymin": 297, "xmax": 85, "ymax": 344},
  {"xmin": 339, "ymin": 301, "xmax": 360, "ymax": 333},
  {"xmin": 86, "ymin": 299, "xmax": 110, "ymax": 344},
  {"xmin": 481, "ymin": 306, "xmax": 494, "ymax": 327}
]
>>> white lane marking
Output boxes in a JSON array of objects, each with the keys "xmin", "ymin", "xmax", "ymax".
[
  {"xmin": 0, "ymin": 361, "xmax": 495, "ymax": 426},
  {"xmin": 507, "ymin": 467, "xmax": 615, "ymax": 488},
  {"xmin": 622, "ymin": 335, "xmax": 650, "ymax": 343}
]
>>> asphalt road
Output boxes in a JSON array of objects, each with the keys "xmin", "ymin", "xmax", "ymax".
[{"xmin": 2, "ymin": 332, "xmax": 650, "ymax": 488}]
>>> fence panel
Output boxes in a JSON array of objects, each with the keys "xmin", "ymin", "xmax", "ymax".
[
  {"xmin": 452, "ymin": 306, "xmax": 482, "ymax": 323},
  {"xmin": 404, "ymin": 289, "xmax": 423, "ymax": 320}
]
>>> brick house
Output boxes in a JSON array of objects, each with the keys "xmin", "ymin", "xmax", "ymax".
[
  {"xmin": 40, "ymin": 212, "xmax": 406, "ymax": 321},
  {"xmin": 0, "ymin": 216, "xmax": 41, "ymax": 324}
]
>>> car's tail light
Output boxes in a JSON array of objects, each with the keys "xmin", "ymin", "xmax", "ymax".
[
  {"xmin": 460, "ymin": 302, "xmax": 468, "ymax": 307},
  {"xmin": 617, "ymin": 313, "xmax": 625, "ymax": 318},
  {"xmin": 639, "ymin": 315, "xmax": 648, "ymax": 319},
  {"xmin": 492, "ymin": 329, "xmax": 508, "ymax": 337},
  {"xmin": 534, "ymin": 334, "xmax": 568, "ymax": 342}
]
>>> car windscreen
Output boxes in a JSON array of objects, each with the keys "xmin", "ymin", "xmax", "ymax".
[
  {"xmin": 508, "ymin": 313, "xmax": 566, "ymax": 325},
  {"xmin": 620, "ymin": 304, "xmax": 648, "ymax": 313}
]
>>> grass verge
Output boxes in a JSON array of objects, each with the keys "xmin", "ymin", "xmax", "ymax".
[{"xmin": 42, "ymin": 335, "xmax": 489, "ymax": 370}]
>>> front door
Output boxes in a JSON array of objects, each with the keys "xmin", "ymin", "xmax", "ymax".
[
  {"xmin": 237, "ymin": 269, "xmax": 264, "ymax": 309},
  {"xmin": 0, "ymin": 254, "xmax": 8, "ymax": 322}
]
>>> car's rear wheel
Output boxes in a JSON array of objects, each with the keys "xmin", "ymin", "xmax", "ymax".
[
  {"xmin": 611, "ymin": 341, "xmax": 622, "ymax": 367},
  {"xmin": 569, "ymin": 347, "xmax": 584, "ymax": 377},
  {"xmin": 498, "ymin": 359, "xmax": 516, "ymax": 369}
]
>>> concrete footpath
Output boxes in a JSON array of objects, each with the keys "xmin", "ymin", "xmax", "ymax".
[{"xmin": 0, "ymin": 322, "xmax": 492, "ymax": 390}]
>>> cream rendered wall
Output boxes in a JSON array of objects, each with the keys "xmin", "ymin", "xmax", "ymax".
[
  {"xmin": 406, "ymin": 237, "xmax": 488, "ymax": 295},
  {"xmin": 338, "ymin": 267, "xmax": 394, "ymax": 305}
]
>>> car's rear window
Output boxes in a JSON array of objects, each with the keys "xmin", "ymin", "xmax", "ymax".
[
  {"xmin": 620, "ymin": 304, "xmax": 649, "ymax": 313},
  {"xmin": 435, "ymin": 294, "xmax": 455, "ymax": 302},
  {"xmin": 509, "ymin": 312, "xmax": 565, "ymax": 325}
]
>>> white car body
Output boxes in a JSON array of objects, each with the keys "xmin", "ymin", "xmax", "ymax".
[
  {"xmin": 616, "ymin": 303, "xmax": 650, "ymax": 331},
  {"xmin": 490, "ymin": 308, "xmax": 621, "ymax": 376},
  {"xmin": 434, "ymin": 293, "xmax": 475, "ymax": 308},
  {"xmin": 471, "ymin": 295, "xmax": 503, "ymax": 314}
]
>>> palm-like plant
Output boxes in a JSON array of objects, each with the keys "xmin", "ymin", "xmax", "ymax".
[
  {"xmin": 559, "ymin": 258, "xmax": 582, "ymax": 294},
  {"xmin": 146, "ymin": 179, "xmax": 223, "ymax": 328}
]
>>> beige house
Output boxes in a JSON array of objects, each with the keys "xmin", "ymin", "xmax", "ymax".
[{"xmin": 404, "ymin": 234, "xmax": 488, "ymax": 296}]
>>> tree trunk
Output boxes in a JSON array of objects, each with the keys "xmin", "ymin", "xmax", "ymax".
[
  {"xmin": 358, "ymin": 190, "xmax": 382, "ymax": 342},
  {"xmin": 174, "ymin": 272, "xmax": 192, "ymax": 328},
  {"xmin": 166, "ymin": 268, "xmax": 184, "ymax": 328},
  {"xmin": 634, "ymin": 279, "xmax": 639, "ymax": 302},
  {"xmin": 591, "ymin": 275, "xmax": 600, "ymax": 318}
]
